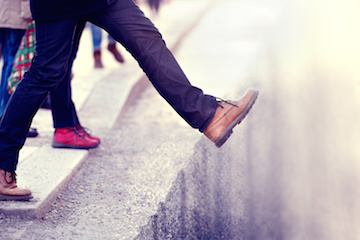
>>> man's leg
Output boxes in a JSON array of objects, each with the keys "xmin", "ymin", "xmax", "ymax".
[
  {"xmin": 88, "ymin": 0, "xmax": 218, "ymax": 132},
  {"xmin": 50, "ymin": 22, "xmax": 84, "ymax": 130},
  {"xmin": 88, "ymin": 0, "xmax": 259, "ymax": 147},
  {"xmin": 50, "ymin": 21, "xmax": 100, "ymax": 149}
]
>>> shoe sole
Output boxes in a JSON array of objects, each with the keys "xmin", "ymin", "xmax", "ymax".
[
  {"xmin": 0, "ymin": 193, "xmax": 33, "ymax": 201},
  {"xmin": 52, "ymin": 141, "xmax": 100, "ymax": 150},
  {"xmin": 214, "ymin": 90, "xmax": 259, "ymax": 148}
]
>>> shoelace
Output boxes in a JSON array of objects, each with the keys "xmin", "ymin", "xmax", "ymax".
[
  {"xmin": 216, "ymin": 97, "xmax": 239, "ymax": 108},
  {"xmin": 66, "ymin": 126, "xmax": 86, "ymax": 139},
  {"xmin": 4, "ymin": 171, "xmax": 16, "ymax": 184},
  {"xmin": 63, "ymin": 126, "xmax": 92, "ymax": 139},
  {"xmin": 77, "ymin": 126, "xmax": 92, "ymax": 138}
]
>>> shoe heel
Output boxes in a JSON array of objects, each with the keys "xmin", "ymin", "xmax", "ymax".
[{"xmin": 215, "ymin": 129, "xmax": 233, "ymax": 148}]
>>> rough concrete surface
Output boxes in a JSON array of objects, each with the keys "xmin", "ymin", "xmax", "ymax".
[{"xmin": 1, "ymin": 0, "xmax": 360, "ymax": 239}]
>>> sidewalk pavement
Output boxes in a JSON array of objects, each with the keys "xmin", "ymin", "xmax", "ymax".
[{"xmin": 0, "ymin": 0, "xmax": 218, "ymax": 219}]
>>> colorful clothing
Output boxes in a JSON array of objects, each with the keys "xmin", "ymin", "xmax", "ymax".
[{"xmin": 7, "ymin": 22, "xmax": 35, "ymax": 94}]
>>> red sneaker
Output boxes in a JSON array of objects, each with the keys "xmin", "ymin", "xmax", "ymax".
[{"xmin": 52, "ymin": 126, "xmax": 100, "ymax": 149}]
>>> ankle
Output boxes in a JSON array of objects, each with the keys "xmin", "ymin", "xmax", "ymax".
[{"xmin": 0, "ymin": 169, "xmax": 16, "ymax": 186}]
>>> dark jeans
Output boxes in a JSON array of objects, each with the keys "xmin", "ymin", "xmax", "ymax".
[
  {"xmin": 0, "ymin": 27, "xmax": 80, "ymax": 129},
  {"xmin": 50, "ymin": 22, "xmax": 86, "ymax": 129},
  {"xmin": 0, "ymin": 0, "xmax": 217, "ymax": 171}
]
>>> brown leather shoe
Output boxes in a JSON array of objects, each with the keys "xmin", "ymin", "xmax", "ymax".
[
  {"xmin": 0, "ymin": 169, "xmax": 33, "ymax": 201},
  {"xmin": 204, "ymin": 89, "xmax": 259, "ymax": 148}
]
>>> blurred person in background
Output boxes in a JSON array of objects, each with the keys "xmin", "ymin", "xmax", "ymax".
[{"xmin": 91, "ymin": 23, "xmax": 125, "ymax": 68}]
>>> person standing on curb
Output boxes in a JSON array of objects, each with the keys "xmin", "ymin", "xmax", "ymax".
[
  {"xmin": 49, "ymin": 21, "xmax": 101, "ymax": 150},
  {"xmin": 0, "ymin": 0, "xmax": 259, "ymax": 201},
  {"xmin": 90, "ymin": 23, "xmax": 125, "ymax": 68}
]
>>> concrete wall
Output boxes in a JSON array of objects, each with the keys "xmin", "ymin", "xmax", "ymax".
[{"xmin": 135, "ymin": 120, "xmax": 276, "ymax": 239}]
